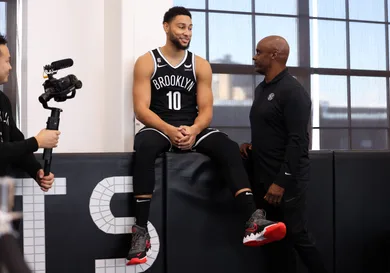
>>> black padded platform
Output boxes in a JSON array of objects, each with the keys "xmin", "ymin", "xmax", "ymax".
[
  {"xmin": 165, "ymin": 152, "xmax": 266, "ymax": 273},
  {"xmin": 13, "ymin": 153, "xmax": 165, "ymax": 273},
  {"xmin": 298, "ymin": 151, "xmax": 334, "ymax": 273},
  {"xmin": 334, "ymin": 151, "xmax": 390, "ymax": 273},
  {"xmin": 7, "ymin": 150, "xmax": 390, "ymax": 273}
]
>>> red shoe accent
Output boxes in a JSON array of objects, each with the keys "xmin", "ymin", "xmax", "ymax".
[
  {"xmin": 244, "ymin": 222, "xmax": 287, "ymax": 247},
  {"xmin": 246, "ymin": 223, "xmax": 258, "ymax": 233},
  {"xmin": 126, "ymin": 256, "xmax": 147, "ymax": 265}
]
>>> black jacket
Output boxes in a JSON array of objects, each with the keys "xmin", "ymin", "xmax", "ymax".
[
  {"xmin": 0, "ymin": 91, "xmax": 41, "ymax": 179},
  {"xmin": 250, "ymin": 69, "xmax": 311, "ymax": 189}
]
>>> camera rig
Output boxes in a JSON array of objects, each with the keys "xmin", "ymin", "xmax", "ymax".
[{"xmin": 38, "ymin": 59, "xmax": 83, "ymax": 175}]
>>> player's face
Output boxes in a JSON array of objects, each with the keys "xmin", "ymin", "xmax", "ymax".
[
  {"xmin": 0, "ymin": 45, "xmax": 12, "ymax": 85},
  {"xmin": 167, "ymin": 15, "xmax": 192, "ymax": 50},
  {"xmin": 253, "ymin": 42, "xmax": 272, "ymax": 75}
]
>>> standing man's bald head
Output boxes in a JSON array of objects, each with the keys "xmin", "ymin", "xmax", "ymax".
[{"xmin": 253, "ymin": 35, "xmax": 290, "ymax": 82}]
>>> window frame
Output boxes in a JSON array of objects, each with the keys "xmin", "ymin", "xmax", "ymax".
[{"xmin": 181, "ymin": 0, "xmax": 390, "ymax": 150}]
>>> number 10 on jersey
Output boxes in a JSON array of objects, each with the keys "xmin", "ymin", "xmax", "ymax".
[{"xmin": 167, "ymin": 91, "xmax": 181, "ymax": 110}]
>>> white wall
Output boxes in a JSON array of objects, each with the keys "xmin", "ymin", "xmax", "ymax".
[{"xmin": 19, "ymin": 0, "xmax": 172, "ymax": 153}]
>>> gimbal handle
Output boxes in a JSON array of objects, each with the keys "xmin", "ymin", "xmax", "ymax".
[{"xmin": 42, "ymin": 108, "xmax": 62, "ymax": 176}]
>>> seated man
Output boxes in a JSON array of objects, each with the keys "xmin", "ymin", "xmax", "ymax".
[{"xmin": 126, "ymin": 6, "xmax": 287, "ymax": 265}]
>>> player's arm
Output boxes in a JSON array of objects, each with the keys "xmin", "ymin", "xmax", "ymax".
[
  {"xmin": 191, "ymin": 56, "xmax": 213, "ymax": 135},
  {"xmin": 133, "ymin": 53, "xmax": 176, "ymax": 135}
]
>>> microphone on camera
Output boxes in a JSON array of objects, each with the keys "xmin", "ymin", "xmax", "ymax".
[{"xmin": 44, "ymin": 58, "xmax": 74, "ymax": 72}]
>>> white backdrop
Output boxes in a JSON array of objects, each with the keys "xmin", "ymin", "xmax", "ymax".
[{"xmin": 18, "ymin": 0, "xmax": 173, "ymax": 153}]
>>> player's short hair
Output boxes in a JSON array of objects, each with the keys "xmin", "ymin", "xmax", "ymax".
[{"xmin": 163, "ymin": 6, "xmax": 192, "ymax": 24}]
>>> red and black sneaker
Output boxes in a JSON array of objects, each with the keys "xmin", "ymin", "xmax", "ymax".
[
  {"xmin": 243, "ymin": 209, "xmax": 286, "ymax": 247},
  {"xmin": 126, "ymin": 225, "xmax": 151, "ymax": 265}
]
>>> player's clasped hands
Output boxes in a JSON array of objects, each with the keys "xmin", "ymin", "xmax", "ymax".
[
  {"xmin": 177, "ymin": 126, "xmax": 196, "ymax": 150},
  {"xmin": 166, "ymin": 126, "xmax": 196, "ymax": 150}
]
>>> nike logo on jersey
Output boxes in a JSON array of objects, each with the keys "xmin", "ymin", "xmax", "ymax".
[
  {"xmin": 157, "ymin": 64, "xmax": 167, "ymax": 68},
  {"xmin": 184, "ymin": 63, "xmax": 193, "ymax": 72}
]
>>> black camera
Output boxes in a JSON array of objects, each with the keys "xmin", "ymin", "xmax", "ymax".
[{"xmin": 39, "ymin": 58, "xmax": 82, "ymax": 109}]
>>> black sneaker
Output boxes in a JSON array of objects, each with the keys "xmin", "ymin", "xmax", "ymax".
[
  {"xmin": 243, "ymin": 209, "xmax": 286, "ymax": 246},
  {"xmin": 126, "ymin": 225, "xmax": 151, "ymax": 265}
]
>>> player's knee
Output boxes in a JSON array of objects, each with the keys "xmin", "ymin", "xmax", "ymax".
[
  {"xmin": 205, "ymin": 133, "xmax": 240, "ymax": 161},
  {"xmin": 217, "ymin": 134, "xmax": 239, "ymax": 153},
  {"xmin": 136, "ymin": 141, "xmax": 157, "ymax": 153},
  {"xmin": 135, "ymin": 131, "xmax": 169, "ymax": 155},
  {"xmin": 227, "ymin": 138, "xmax": 240, "ymax": 150},
  {"xmin": 136, "ymin": 140, "xmax": 166, "ymax": 158}
]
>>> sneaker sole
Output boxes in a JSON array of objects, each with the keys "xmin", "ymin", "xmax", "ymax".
[
  {"xmin": 243, "ymin": 222, "xmax": 287, "ymax": 247},
  {"xmin": 126, "ymin": 248, "xmax": 151, "ymax": 266},
  {"xmin": 126, "ymin": 257, "xmax": 147, "ymax": 265}
]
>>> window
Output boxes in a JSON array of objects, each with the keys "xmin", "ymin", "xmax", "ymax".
[
  {"xmin": 255, "ymin": 16, "xmax": 299, "ymax": 67},
  {"xmin": 189, "ymin": 11, "xmax": 206, "ymax": 59},
  {"xmin": 309, "ymin": 0, "xmax": 345, "ymax": 19},
  {"xmin": 312, "ymin": 129, "xmax": 349, "ymax": 150},
  {"xmin": 349, "ymin": 0, "xmax": 385, "ymax": 22},
  {"xmin": 310, "ymin": 19, "xmax": 347, "ymax": 68},
  {"xmin": 310, "ymin": 0, "xmax": 390, "ymax": 150},
  {"xmin": 311, "ymin": 75, "xmax": 348, "ymax": 128},
  {"xmin": 208, "ymin": 13, "xmax": 252, "ymax": 65},
  {"xmin": 349, "ymin": 23, "xmax": 386, "ymax": 71},
  {"xmin": 350, "ymin": 76, "xmax": 387, "ymax": 127},
  {"xmin": 209, "ymin": 0, "xmax": 251, "ymax": 12},
  {"xmin": 173, "ymin": 0, "xmax": 204, "ymax": 9},
  {"xmin": 351, "ymin": 129, "xmax": 388, "ymax": 150},
  {"xmin": 173, "ymin": 0, "xmax": 300, "ymax": 143},
  {"xmin": 210, "ymin": 74, "xmax": 254, "ymax": 143},
  {"xmin": 212, "ymin": 74, "xmax": 254, "ymax": 105},
  {"xmin": 255, "ymin": 0, "xmax": 298, "ymax": 15},
  {"xmin": 172, "ymin": 0, "xmax": 390, "ymax": 150}
]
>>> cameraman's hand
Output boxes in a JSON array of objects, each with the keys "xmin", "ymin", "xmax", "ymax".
[
  {"xmin": 36, "ymin": 169, "xmax": 54, "ymax": 192},
  {"xmin": 35, "ymin": 129, "xmax": 61, "ymax": 149}
]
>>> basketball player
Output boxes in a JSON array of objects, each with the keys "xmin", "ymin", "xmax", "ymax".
[{"xmin": 126, "ymin": 6, "xmax": 286, "ymax": 265}]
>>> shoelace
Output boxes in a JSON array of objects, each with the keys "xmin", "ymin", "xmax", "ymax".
[
  {"xmin": 247, "ymin": 209, "xmax": 266, "ymax": 225},
  {"xmin": 131, "ymin": 231, "xmax": 145, "ymax": 250}
]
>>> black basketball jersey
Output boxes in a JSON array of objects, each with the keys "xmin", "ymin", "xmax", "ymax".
[{"xmin": 149, "ymin": 48, "xmax": 198, "ymax": 127}]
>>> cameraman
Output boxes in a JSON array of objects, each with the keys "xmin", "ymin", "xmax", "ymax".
[{"xmin": 0, "ymin": 34, "xmax": 60, "ymax": 192}]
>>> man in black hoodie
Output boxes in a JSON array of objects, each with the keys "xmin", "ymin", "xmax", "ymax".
[{"xmin": 0, "ymin": 34, "xmax": 60, "ymax": 192}]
